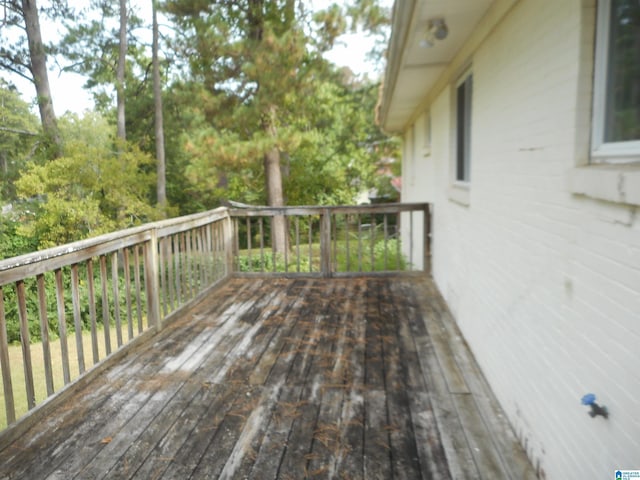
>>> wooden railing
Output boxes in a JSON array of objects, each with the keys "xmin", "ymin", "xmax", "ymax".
[
  {"xmin": 229, "ymin": 203, "xmax": 430, "ymax": 276},
  {"xmin": 0, "ymin": 203, "xmax": 429, "ymax": 433},
  {"xmin": 0, "ymin": 207, "xmax": 232, "ymax": 432}
]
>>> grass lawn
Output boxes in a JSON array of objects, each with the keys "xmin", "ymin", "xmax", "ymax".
[
  {"xmin": 236, "ymin": 238, "xmax": 407, "ymax": 273},
  {"xmin": 0, "ymin": 322, "xmax": 147, "ymax": 430}
]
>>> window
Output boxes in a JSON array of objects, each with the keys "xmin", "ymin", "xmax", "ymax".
[
  {"xmin": 591, "ymin": 0, "xmax": 640, "ymax": 161},
  {"xmin": 568, "ymin": 0, "xmax": 640, "ymax": 206},
  {"xmin": 456, "ymin": 72, "xmax": 473, "ymax": 181}
]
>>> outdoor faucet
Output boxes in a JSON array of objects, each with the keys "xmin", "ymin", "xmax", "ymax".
[{"xmin": 581, "ymin": 393, "xmax": 609, "ymax": 419}]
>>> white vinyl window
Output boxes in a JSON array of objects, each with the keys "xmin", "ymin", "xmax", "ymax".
[{"xmin": 591, "ymin": 0, "xmax": 640, "ymax": 162}]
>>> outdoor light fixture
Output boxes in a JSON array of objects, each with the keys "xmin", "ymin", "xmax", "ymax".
[
  {"xmin": 430, "ymin": 18, "xmax": 449, "ymax": 40},
  {"xmin": 420, "ymin": 18, "xmax": 448, "ymax": 48}
]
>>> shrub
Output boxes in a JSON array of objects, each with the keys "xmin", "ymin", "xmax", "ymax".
[{"xmin": 237, "ymin": 252, "xmax": 287, "ymax": 273}]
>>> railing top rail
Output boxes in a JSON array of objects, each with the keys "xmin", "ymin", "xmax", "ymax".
[
  {"xmin": 0, "ymin": 207, "xmax": 229, "ymax": 284},
  {"xmin": 228, "ymin": 202, "xmax": 429, "ymax": 217},
  {"xmin": 0, "ymin": 202, "xmax": 429, "ymax": 284}
]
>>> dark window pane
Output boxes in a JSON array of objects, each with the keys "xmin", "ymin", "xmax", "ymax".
[
  {"xmin": 456, "ymin": 75, "xmax": 472, "ymax": 181},
  {"xmin": 605, "ymin": 0, "xmax": 640, "ymax": 142}
]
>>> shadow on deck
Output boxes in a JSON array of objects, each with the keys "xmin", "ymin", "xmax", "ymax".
[{"xmin": 0, "ymin": 275, "xmax": 535, "ymax": 479}]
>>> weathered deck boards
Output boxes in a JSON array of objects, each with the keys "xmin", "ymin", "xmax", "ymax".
[{"xmin": 0, "ymin": 276, "xmax": 536, "ymax": 479}]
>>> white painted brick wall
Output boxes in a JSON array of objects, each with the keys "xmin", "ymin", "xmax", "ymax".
[{"xmin": 401, "ymin": 0, "xmax": 640, "ymax": 478}]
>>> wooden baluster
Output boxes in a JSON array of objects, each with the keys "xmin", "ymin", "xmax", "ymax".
[
  {"xmin": 295, "ymin": 217, "xmax": 300, "ymax": 273},
  {"xmin": 36, "ymin": 274, "xmax": 54, "ymax": 395},
  {"xmin": 308, "ymin": 218, "xmax": 313, "ymax": 272},
  {"xmin": 369, "ymin": 216, "xmax": 376, "ymax": 272},
  {"xmin": 207, "ymin": 223, "xmax": 215, "ymax": 283},
  {"xmin": 247, "ymin": 218, "xmax": 253, "ymax": 273},
  {"xmin": 16, "ymin": 281, "xmax": 35, "ymax": 409},
  {"xmin": 183, "ymin": 231, "xmax": 192, "ymax": 300},
  {"xmin": 158, "ymin": 238, "xmax": 167, "ymax": 317},
  {"xmin": 173, "ymin": 234, "xmax": 181, "ymax": 306},
  {"xmin": 383, "ymin": 214, "xmax": 389, "ymax": 271},
  {"xmin": 284, "ymin": 216, "xmax": 289, "ymax": 273},
  {"xmin": 133, "ymin": 246, "xmax": 143, "ymax": 334},
  {"xmin": 231, "ymin": 219, "xmax": 238, "ymax": 274},
  {"xmin": 86, "ymin": 259, "xmax": 100, "ymax": 364},
  {"xmin": 320, "ymin": 208, "xmax": 331, "ymax": 277},
  {"xmin": 357, "ymin": 214, "xmax": 363, "ymax": 273},
  {"xmin": 259, "ymin": 218, "xmax": 265, "ymax": 272},
  {"xmin": 202, "ymin": 226, "xmax": 208, "ymax": 286},
  {"xmin": 331, "ymin": 212, "xmax": 337, "ymax": 272},
  {"xmin": 0, "ymin": 287, "xmax": 16, "ymax": 424},
  {"xmin": 111, "ymin": 252, "xmax": 123, "ymax": 348},
  {"xmin": 345, "ymin": 214, "xmax": 350, "ymax": 272},
  {"xmin": 144, "ymin": 230, "xmax": 161, "ymax": 330},
  {"xmin": 99, "ymin": 256, "xmax": 111, "ymax": 356},
  {"xmin": 123, "ymin": 248, "xmax": 134, "ymax": 341},
  {"xmin": 70, "ymin": 264, "xmax": 85, "ymax": 374},
  {"xmin": 53, "ymin": 269, "xmax": 71, "ymax": 385}
]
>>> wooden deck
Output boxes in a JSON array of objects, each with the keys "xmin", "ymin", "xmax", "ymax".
[{"xmin": 0, "ymin": 275, "xmax": 535, "ymax": 479}]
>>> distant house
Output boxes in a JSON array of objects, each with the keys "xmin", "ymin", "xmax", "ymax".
[{"xmin": 378, "ymin": 1, "xmax": 639, "ymax": 478}]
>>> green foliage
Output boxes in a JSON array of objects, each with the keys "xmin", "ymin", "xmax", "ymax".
[
  {"xmin": 237, "ymin": 253, "xmax": 287, "ymax": 273},
  {"xmin": 1, "ymin": 264, "xmax": 147, "ymax": 345},
  {"xmin": 346, "ymin": 0, "xmax": 393, "ymax": 66},
  {"xmin": 162, "ymin": 0, "xmax": 397, "ymax": 211},
  {"xmin": 0, "ymin": 216, "xmax": 38, "ymax": 260},
  {"xmin": 236, "ymin": 236, "xmax": 406, "ymax": 274},
  {"xmin": 335, "ymin": 237, "xmax": 406, "ymax": 272},
  {"xmin": 16, "ymin": 136, "xmax": 162, "ymax": 248},
  {"xmin": 180, "ymin": 72, "xmax": 397, "ymax": 208},
  {"xmin": 284, "ymin": 79, "xmax": 400, "ymax": 206},
  {"xmin": 1, "ymin": 0, "xmax": 399, "ymax": 249},
  {"xmin": 52, "ymin": 2, "xmax": 147, "ymax": 111},
  {"xmin": 0, "ymin": 82, "xmax": 40, "ymax": 203},
  {"xmin": 373, "ymin": 238, "xmax": 406, "ymax": 270}
]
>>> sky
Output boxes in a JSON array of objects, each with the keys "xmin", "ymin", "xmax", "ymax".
[{"xmin": 4, "ymin": 0, "xmax": 392, "ymax": 116}]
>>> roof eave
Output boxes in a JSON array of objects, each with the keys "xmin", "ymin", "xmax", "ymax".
[{"xmin": 378, "ymin": 0, "xmax": 418, "ymax": 134}]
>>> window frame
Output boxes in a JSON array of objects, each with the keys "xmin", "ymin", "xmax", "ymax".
[
  {"xmin": 568, "ymin": 0, "xmax": 640, "ymax": 207},
  {"xmin": 591, "ymin": 0, "xmax": 640, "ymax": 163},
  {"xmin": 447, "ymin": 68, "xmax": 473, "ymax": 207},
  {"xmin": 455, "ymin": 71, "xmax": 473, "ymax": 183}
]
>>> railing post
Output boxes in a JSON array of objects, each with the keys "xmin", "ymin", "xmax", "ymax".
[
  {"xmin": 424, "ymin": 203, "xmax": 432, "ymax": 275},
  {"xmin": 320, "ymin": 208, "xmax": 332, "ymax": 277},
  {"xmin": 145, "ymin": 229, "xmax": 161, "ymax": 329}
]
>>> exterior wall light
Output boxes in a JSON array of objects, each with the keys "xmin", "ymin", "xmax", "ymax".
[{"xmin": 420, "ymin": 18, "xmax": 448, "ymax": 48}]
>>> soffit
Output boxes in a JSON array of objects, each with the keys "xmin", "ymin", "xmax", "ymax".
[{"xmin": 379, "ymin": 0, "xmax": 493, "ymax": 133}]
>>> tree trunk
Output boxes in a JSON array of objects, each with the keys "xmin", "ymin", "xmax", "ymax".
[
  {"xmin": 152, "ymin": 0, "xmax": 166, "ymax": 215},
  {"xmin": 247, "ymin": 1, "xmax": 287, "ymax": 254},
  {"xmin": 21, "ymin": 0, "xmax": 61, "ymax": 156},
  {"xmin": 263, "ymin": 105, "xmax": 287, "ymax": 254},
  {"xmin": 116, "ymin": 0, "xmax": 127, "ymax": 141}
]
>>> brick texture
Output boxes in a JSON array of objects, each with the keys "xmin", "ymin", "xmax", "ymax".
[{"xmin": 400, "ymin": 0, "xmax": 640, "ymax": 478}]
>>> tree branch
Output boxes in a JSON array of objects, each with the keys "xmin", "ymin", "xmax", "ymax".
[
  {"xmin": 0, "ymin": 59, "xmax": 34, "ymax": 83},
  {"xmin": 0, "ymin": 126, "xmax": 39, "ymax": 136}
]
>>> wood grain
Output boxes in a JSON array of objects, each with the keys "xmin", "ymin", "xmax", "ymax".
[{"xmin": 0, "ymin": 276, "xmax": 535, "ymax": 479}]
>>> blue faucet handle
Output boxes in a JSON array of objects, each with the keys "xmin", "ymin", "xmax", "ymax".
[{"xmin": 581, "ymin": 393, "xmax": 596, "ymax": 405}]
